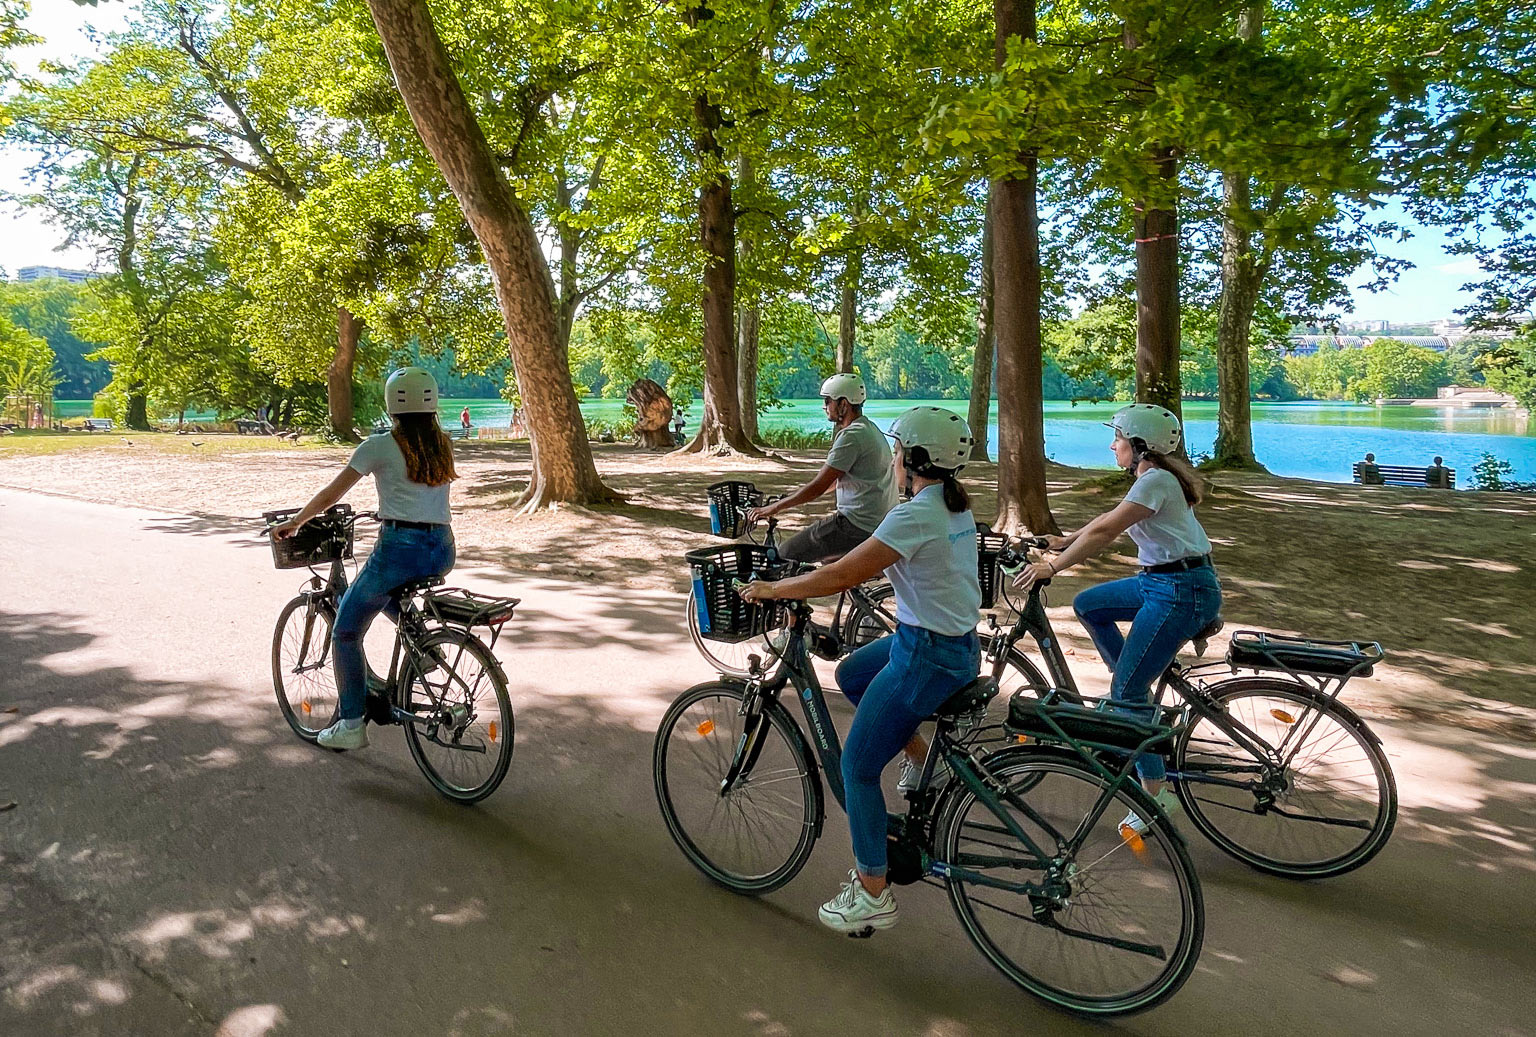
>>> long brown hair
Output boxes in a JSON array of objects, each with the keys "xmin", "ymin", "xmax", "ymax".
[
  {"xmin": 391, "ymin": 412, "xmax": 457, "ymax": 487},
  {"xmin": 1138, "ymin": 447, "xmax": 1203, "ymax": 506}
]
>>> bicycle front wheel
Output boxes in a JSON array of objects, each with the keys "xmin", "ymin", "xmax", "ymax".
[
  {"xmin": 402, "ymin": 629, "xmax": 514, "ymax": 804},
  {"xmin": 687, "ymin": 586, "xmax": 777, "ymax": 677},
  {"xmin": 1174, "ymin": 678, "xmax": 1397, "ymax": 878},
  {"xmin": 937, "ymin": 751, "xmax": 1203, "ymax": 1016},
  {"xmin": 272, "ymin": 595, "xmax": 339, "ymax": 742},
  {"xmin": 654, "ymin": 682, "xmax": 822, "ymax": 894}
]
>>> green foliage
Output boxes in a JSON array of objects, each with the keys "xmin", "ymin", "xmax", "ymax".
[
  {"xmin": 0, "ymin": 311, "xmax": 56, "ymax": 402},
  {"xmin": 0, "ymin": 278, "xmax": 107, "ymax": 396},
  {"xmin": 1478, "ymin": 330, "xmax": 1536, "ymax": 410},
  {"xmin": 758, "ymin": 425, "xmax": 834, "ymax": 451}
]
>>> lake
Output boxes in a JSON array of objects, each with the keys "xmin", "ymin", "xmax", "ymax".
[
  {"xmin": 448, "ymin": 397, "xmax": 1536, "ymax": 487},
  {"xmin": 54, "ymin": 396, "xmax": 1534, "ymax": 486}
]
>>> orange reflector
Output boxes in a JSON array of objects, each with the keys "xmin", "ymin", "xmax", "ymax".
[
  {"xmin": 1118, "ymin": 824, "xmax": 1146, "ymax": 854},
  {"xmin": 301, "ymin": 701, "xmax": 312, "ymax": 715},
  {"xmin": 1015, "ymin": 734, "xmax": 1030, "ymax": 744},
  {"xmin": 488, "ymin": 722, "xmax": 498, "ymax": 743},
  {"xmin": 1270, "ymin": 709, "xmax": 1296, "ymax": 724},
  {"xmin": 697, "ymin": 720, "xmax": 716, "ymax": 737}
]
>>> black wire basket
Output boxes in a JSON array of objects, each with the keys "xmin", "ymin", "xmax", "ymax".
[
  {"xmin": 263, "ymin": 504, "xmax": 355, "ymax": 570},
  {"xmin": 706, "ymin": 480, "xmax": 764, "ymax": 539},
  {"xmin": 976, "ymin": 524, "xmax": 1009, "ymax": 609},
  {"xmin": 686, "ymin": 543, "xmax": 793, "ymax": 642}
]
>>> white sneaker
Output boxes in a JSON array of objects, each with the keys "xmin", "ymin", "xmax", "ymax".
[
  {"xmin": 897, "ymin": 756, "xmax": 948, "ymax": 793},
  {"xmin": 1120, "ymin": 788, "xmax": 1180, "ymax": 836},
  {"xmin": 317, "ymin": 718, "xmax": 369, "ymax": 750},
  {"xmin": 818, "ymin": 870, "xmax": 899, "ymax": 933}
]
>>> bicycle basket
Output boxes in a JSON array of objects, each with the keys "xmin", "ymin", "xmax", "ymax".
[
  {"xmin": 706, "ymin": 480, "xmax": 764, "ymax": 539},
  {"xmin": 976, "ymin": 524, "xmax": 1009, "ymax": 609},
  {"xmin": 686, "ymin": 543, "xmax": 792, "ymax": 643},
  {"xmin": 264, "ymin": 504, "xmax": 355, "ymax": 570}
]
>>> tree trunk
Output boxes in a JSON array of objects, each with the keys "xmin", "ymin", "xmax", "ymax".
[
  {"xmin": 837, "ymin": 248, "xmax": 861, "ymax": 373},
  {"xmin": 990, "ymin": 0, "xmax": 1057, "ymax": 535},
  {"xmin": 1212, "ymin": 3, "xmax": 1267, "ymax": 470},
  {"xmin": 126, "ymin": 381, "xmax": 150, "ymax": 431},
  {"xmin": 967, "ymin": 195, "xmax": 995, "ymax": 464},
  {"xmin": 681, "ymin": 15, "xmax": 758, "ymax": 456},
  {"xmin": 1133, "ymin": 165, "xmax": 1181, "ymax": 416},
  {"xmin": 328, "ymin": 307, "xmax": 363, "ymax": 443},
  {"xmin": 738, "ymin": 302, "xmax": 761, "ymax": 443},
  {"xmin": 736, "ymin": 153, "xmax": 761, "ymax": 443},
  {"xmin": 361, "ymin": 0, "xmax": 619, "ymax": 509}
]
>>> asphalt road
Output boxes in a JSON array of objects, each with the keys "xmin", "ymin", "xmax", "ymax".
[{"xmin": 1, "ymin": 487, "xmax": 1532, "ymax": 1037}]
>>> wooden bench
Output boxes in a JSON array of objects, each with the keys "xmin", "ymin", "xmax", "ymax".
[
  {"xmin": 83, "ymin": 418, "xmax": 114, "ymax": 431},
  {"xmin": 1352, "ymin": 462, "xmax": 1455, "ymax": 489}
]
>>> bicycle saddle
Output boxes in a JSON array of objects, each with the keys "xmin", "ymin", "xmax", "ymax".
[
  {"xmin": 930, "ymin": 676, "xmax": 999, "ymax": 719},
  {"xmin": 1190, "ymin": 616, "xmax": 1224, "ymax": 657}
]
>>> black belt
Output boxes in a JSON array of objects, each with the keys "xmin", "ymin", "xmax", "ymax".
[
  {"xmin": 1142, "ymin": 554, "xmax": 1211, "ymax": 574},
  {"xmin": 382, "ymin": 518, "xmax": 443, "ymax": 531}
]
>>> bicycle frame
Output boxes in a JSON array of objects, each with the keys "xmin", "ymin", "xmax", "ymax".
[{"xmin": 717, "ymin": 603, "xmax": 1172, "ymax": 955}]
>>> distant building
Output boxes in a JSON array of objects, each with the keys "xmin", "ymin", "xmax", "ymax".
[{"xmin": 15, "ymin": 265, "xmax": 95, "ymax": 284}]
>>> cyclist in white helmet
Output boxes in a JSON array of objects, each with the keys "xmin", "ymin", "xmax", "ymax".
[
  {"xmin": 1013, "ymin": 403, "xmax": 1221, "ymax": 832},
  {"xmin": 746, "ymin": 372, "xmax": 897, "ymax": 563},
  {"xmin": 743, "ymin": 406, "xmax": 981, "ymax": 934},
  {"xmin": 271, "ymin": 367, "xmax": 458, "ymax": 751}
]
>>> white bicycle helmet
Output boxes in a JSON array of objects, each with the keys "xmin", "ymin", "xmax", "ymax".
[
  {"xmin": 385, "ymin": 366, "xmax": 439, "ymax": 415},
  {"xmin": 819, "ymin": 372, "xmax": 867, "ymax": 406},
  {"xmin": 887, "ymin": 406, "xmax": 973, "ymax": 474},
  {"xmin": 1106, "ymin": 403, "xmax": 1182, "ymax": 455}
]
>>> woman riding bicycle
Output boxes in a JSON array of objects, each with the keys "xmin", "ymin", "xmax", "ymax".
[
  {"xmin": 743, "ymin": 406, "xmax": 980, "ymax": 933},
  {"xmin": 1013, "ymin": 404, "xmax": 1221, "ymax": 830},
  {"xmin": 271, "ymin": 367, "xmax": 458, "ymax": 751}
]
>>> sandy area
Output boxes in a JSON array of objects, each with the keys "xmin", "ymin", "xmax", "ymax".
[{"xmin": 2, "ymin": 432, "xmax": 1533, "ymax": 729}]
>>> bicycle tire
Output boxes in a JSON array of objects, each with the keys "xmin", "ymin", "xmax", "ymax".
[
  {"xmin": 654, "ymin": 681, "xmax": 822, "ymax": 895},
  {"xmin": 839, "ymin": 582, "xmax": 898, "ymax": 651},
  {"xmin": 936, "ymin": 749, "xmax": 1204, "ymax": 1016},
  {"xmin": 687, "ymin": 585, "xmax": 778, "ymax": 678},
  {"xmin": 1173, "ymin": 677, "xmax": 1397, "ymax": 879},
  {"xmin": 272, "ymin": 595, "xmax": 340, "ymax": 742},
  {"xmin": 402, "ymin": 629, "xmax": 514, "ymax": 804}
]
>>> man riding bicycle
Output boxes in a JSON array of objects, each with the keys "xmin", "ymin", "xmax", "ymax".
[{"xmin": 746, "ymin": 373, "xmax": 897, "ymax": 563}]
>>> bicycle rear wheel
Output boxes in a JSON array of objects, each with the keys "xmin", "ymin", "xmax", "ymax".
[
  {"xmin": 1174, "ymin": 678, "xmax": 1396, "ymax": 878},
  {"xmin": 402, "ymin": 629, "xmax": 514, "ymax": 804},
  {"xmin": 653, "ymin": 682, "xmax": 822, "ymax": 894},
  {"xmin": 272, "ymin": 595, "xmax": 339, "ymax": 742},
  {"xmin": 937, "ymin": 751, "xmax": 1203, "ymax": 1016}
]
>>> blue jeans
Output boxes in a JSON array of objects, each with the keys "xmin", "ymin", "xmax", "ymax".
[
  {"xmin": 1072, "ymin": 569, "xmax": 1222, "ymax": 781},
  {"xmin": 333, "ymin": 523, "xmax": 455, "ymax": 720},
  {"xmin": 834, "ymin": 624, "xmax": 981, "ymax": 877}
]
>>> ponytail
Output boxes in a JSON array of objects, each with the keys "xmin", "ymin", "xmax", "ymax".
[
  {"xmin": 1136, "ymin": 445, "xmax": 1202, "ymax": 505},
  {"xmin": 941, "ymin": 473, "xmax": 969, "ymax": 513}
]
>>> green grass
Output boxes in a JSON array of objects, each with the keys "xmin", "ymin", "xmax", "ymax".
[{"xmin": 0, "ymin": 429, "xmax": 339, "ymax": 457}]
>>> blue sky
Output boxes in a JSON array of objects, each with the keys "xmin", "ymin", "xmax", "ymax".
[{"xmin": 0, "ymin": 3, "xmax": 1504, "ymax": 324}]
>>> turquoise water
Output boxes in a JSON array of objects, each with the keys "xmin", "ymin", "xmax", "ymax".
[
  {"xmin": 55, "ymin": 396, "xmax": 1534, "ymax": 485},
  {"xmin": 447, "ymin": 397, "xmax": 1536, "ymax": 487}
]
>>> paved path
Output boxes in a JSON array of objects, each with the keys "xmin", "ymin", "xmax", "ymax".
[{"xmin": 0, "ymin": 487, "xmax": 1532, "ymax": 1037}]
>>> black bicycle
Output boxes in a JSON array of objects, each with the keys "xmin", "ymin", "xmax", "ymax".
[
  {"xmin": 654, "ymin": 543, "xmax": 1204, "ymax": 1016},
  {"xmin": 986, "ymin": 538, "xmax": 1397, "ymax": 879},
  {"xmin": 688, "ymin": 482, "xmax": 1047, "ymax": 723},
  {"xmin": 263, "ymin": 504, "xmax": 518, "ymax": 803}
]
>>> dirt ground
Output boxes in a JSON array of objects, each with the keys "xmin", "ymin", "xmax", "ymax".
[{"xmin": 3, "ymin": 431, "xmax": 1533, "ymax": 729}]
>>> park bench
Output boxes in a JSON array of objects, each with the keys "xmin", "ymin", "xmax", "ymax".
[
  {"xmin": 447, "ymin": 427, "xmax": 473, "ymax": 441},
  {"xmin": 1352, "ymin": 462, "xmax": 1455, "ymax": 489},
  {"xmin": 83, "ymin": 418, "xmax": 114, "ymax": 431}
]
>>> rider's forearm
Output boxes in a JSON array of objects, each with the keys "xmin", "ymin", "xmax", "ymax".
[
  {"xmin": 1049, "ymin": 526, "xmax": 1116, "ymax": 574},
  {"xmin": 293, "ymin": 481, "xmax": 347, "ymax": 527},
  {"xmin": 765, "ymin": 565, "xmax": 852, "ymax": 601}
]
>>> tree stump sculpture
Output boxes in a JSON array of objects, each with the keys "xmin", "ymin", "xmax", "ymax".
[{"xmin": 626, "ymin": 378, "xmax": 675, "ymax": 448}]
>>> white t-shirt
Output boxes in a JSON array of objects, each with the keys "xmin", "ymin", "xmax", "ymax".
[
  {"xmin": 872, "ymin": 485, "xmax": 981, "ymax": 637},
  {"xmin": 824, "ymin": 415, "xmax": 898, "ymax": 533},
  {"xmin": 348, "ymin": 431, "xmax": 452, "ymax": 525},
  {"xmin": 1123, "ymin": 468, "xmax": 1210, "ymax": 566}
]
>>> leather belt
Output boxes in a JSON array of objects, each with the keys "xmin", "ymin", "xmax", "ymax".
[
  {"xmin": 1142, "ymin": 554, "xmax": 1212, "ymax": 574},
  {"xmin": 382, "ymin": 518, "xmax": 442, "ymax": 531}
]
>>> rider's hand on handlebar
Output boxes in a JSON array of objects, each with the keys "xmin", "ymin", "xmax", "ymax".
[
  {"xmin": 1041, "ymin": 533, "xmax": 1070, "ymax": 551},
  {"xmin": 738, "ymin": 580, "xmax": 777, "ymax": 603},
  {"xmin": 1011, "ymin": 559, "xmax": 1056, "ymax": 593},
  {"xmin": 269, "ymin": 517, "xmax": 305, "ymax": 540},
  {"xmin": 745, "ymin": 505, "xmax": 774, "ymax": 526}
]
